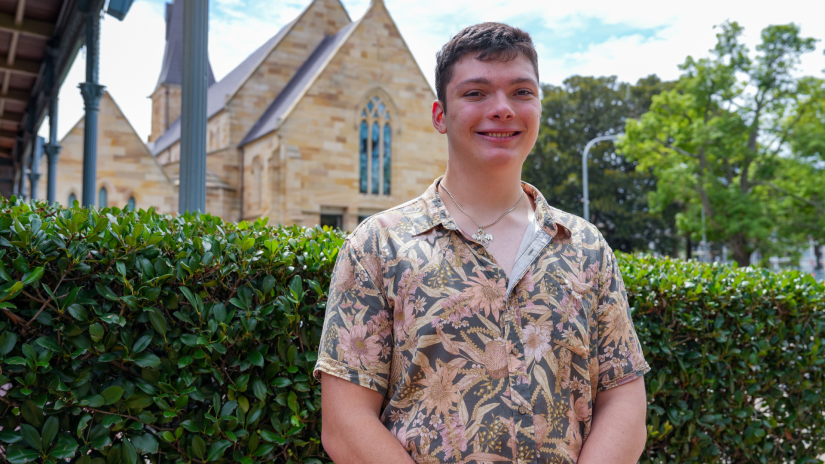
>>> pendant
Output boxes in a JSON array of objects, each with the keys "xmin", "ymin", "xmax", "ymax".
[{"xmin": 472, "ymin": 227, "xmax": 493, "ymax": 247}]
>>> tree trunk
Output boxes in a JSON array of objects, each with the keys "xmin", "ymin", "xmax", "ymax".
[
  {"xmin": 730, "ymin": 234, "xmax": 751, "ymax": 267},
  {"xmin": 686, "ymin": 234, "xmax": 692, "ymax": 260},
  {"xmin": 814, "ymin": 242, "xmax": 823, "ymax": 271}
]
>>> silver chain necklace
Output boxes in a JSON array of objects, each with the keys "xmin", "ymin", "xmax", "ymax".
[{"xmin": 439, "ymin": 182, "xmax": 524, "ymax": 247}]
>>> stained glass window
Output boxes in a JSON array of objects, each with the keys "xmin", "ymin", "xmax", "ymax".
[
  {"xmin": 359, "ymin": 121, "xmax": 368, "ymax": 194},
  {"xmin": 358, "ymin": 94, "xmax": 393, "ymax": 196},
  {"xmin": 383, "ymin": 123, "xmax": 391, "ymax": 195},
  {"xmin": 99, "ymin": 187, "xmax": 107, "ymax": 208},
  {"xmin": 127, "ymin": 197, "xmax": 136, "ymax": 211},
  {"xmin": 68, "ymin": 193, "xmax": 76, "ymax": 206},
  {"xmin": 371, "ymin": 121, "xmax": 380, "ymax": 194}
]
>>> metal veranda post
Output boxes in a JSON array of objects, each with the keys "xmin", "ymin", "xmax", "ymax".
[
  {"xmin": 178, "ymin": 0, "xmax": 208, "ymax": 214},
  {"xmin": 79, "ymin": 7, "xmax": 105, "ymax": 208},
  {"xmin": 582, "ymin": 134, "xmax": 620, "ymax": 221}
]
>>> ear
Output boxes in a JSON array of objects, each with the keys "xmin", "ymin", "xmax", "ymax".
[{"xmin": 432, "ymin": 100, "xmax": 447, "ymax": 134}]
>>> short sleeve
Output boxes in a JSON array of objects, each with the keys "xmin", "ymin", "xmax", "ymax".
[
  {"xmin": 313, "ymin": 233, "xmax": 393, "ymax": 396},
  {"xmin": 594, "ymin": 237, "xmax": 650, "ymax": 392}
]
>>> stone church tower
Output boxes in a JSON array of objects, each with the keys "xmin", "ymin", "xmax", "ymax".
[{"xmin": 148, "ymin": 0, "xmax": 216, "ymax": 143}]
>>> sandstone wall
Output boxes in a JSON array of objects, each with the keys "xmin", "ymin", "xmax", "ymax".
[
  {"xmin": 258, "ymin": 0, "xmax": 447, "ymax": 230},
  {"xmin": 149, "ymin": 83, "xmax": 182, "ymax": 143},
  {"xmin": 154, "ymin": 0, "xmax": 351, "ymax": 223},
  {"xmin": 38, "ymin": 92, "xmax": 177, "ymax": 214}
]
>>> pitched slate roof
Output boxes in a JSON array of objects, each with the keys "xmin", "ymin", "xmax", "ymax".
[
  {"xmin": 155, "ymin": 0, "xmax": 216, "ymax": 89},
  {"xmin": 239, "ymin": 21, "xmax": 357, "ymax": 147},
  {"xmin": 151, "ymin": 18, "xmax": 297, "ymax": 156}
]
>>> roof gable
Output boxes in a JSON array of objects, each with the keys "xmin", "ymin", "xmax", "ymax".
[
  {"xmin": 150, "ymin": 19, "xmax": 294, "ymax": 156},
  {"xmin": 101, "ymin": 92, "xmax": 175, "ymax": 184},
  {"xmin": 151, "ymin": 0, "xmax": 352, "ymax": 156},
  {"xmin": 240, "ymin": 21, "xmax": 358, "ymax": 146},
  {"xmin": 240, "ymin": 0, "xmax": 435, "ymax": 144}
]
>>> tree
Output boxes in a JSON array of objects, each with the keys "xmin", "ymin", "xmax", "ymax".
[
  {"xmin": 524, "ymin": 75, "xmax": 680, "ymax": 255},
  {"xmin": 619, "ymin": 21, "xmax": 823, "ymax": 266},
  {"xmin": 767, "ymin": 157, "xmax": 825, "ymax": 253},
  {"xmin": 769, "ymin": 88, "xmax": 825, "ymax": 269}
]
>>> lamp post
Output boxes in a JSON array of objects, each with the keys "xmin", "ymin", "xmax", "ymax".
[{"xmin": 582, "ymin": 134, "xmax": 620, "ymax": 221}]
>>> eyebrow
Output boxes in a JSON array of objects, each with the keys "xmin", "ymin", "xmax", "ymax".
[
  {"xmin": 508, "ymin": 77, "xmax": 538, "ymax": 87},
  {"xmin": 454, "ymin": 77, "xmax": 493, "ymax": 88},
  {"xmin": 453, "ymin": 76, "xmax": 538, "ymax": 89}
]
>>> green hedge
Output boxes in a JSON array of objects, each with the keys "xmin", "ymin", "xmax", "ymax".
[
  {"xmin": 0, "ymin": 198, "xmax": 340, "ymax": 463},
  {"xmin": 625, "ymin": 254, "xmax": 825, "ymax": 464},
  {"xmin": 0, "ymin": 199, "xmax": 823, "ymax": 463}
]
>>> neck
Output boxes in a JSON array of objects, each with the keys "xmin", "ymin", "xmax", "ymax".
[{"xmin": 440, "ymin": 157, "xmax": 525, "ymax": 225}]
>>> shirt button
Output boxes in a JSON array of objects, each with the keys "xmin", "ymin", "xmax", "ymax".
[{"xmin": 518, "ymin": 406, "xmax": 529, "ymax": 415}]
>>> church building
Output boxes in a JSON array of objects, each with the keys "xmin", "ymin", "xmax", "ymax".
[{"xmin": 41, "ymin": 0, "xmax": 447, "ymax": 230}]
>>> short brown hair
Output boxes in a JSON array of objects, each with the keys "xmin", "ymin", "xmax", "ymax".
[{"xmin": 435, "ymin": 22, "xmax": 539, "ymax": 112}]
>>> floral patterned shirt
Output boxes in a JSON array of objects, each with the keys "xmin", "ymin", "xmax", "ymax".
[{"xmin": 314, "ymin": 178, "xmax": 650, "ymax": 464}]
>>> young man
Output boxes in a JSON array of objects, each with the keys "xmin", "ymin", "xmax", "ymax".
[{"xmin": 314, "ymin": 23, "xmax": 649, "ymax": 464}]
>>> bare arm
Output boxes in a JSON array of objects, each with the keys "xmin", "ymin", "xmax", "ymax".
[
  {"xmin": 578, "ymin": 376, "xmax": 647, "ymax": 464},
  {"xmin": 320, "ymin": 373, "xmax": 416, "ymax": 464}
]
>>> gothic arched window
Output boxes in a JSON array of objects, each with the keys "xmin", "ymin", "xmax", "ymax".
[
  {"xmin": 98, "ymin": 187, "xmax": 107, "ymax": 208},
  {"xmin": 358, "ymin": 95, "xmax": 391, "ymax": 195},
  {"xmin": 250, "ymin": 155, "xmax": 263, "ymax": 212},
  {"xmin": 127, "ymin": 197, "xmax": 136, "ymax": 211},
  {"xmin": 68, "ymin": 193, "xmax": 76, "ymax": 206}
]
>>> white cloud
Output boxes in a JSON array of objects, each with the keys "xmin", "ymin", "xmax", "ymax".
[
  {"xmin": 41, "ymin": 0, "xmax": 825, "ymax": 143},
  {"xmin": 379, "ymin": 0, "xmax": 825, "ymax": 88},
  {"xmin": 208, "ymin": 2, "xmax": 304, "ymax": 81}
]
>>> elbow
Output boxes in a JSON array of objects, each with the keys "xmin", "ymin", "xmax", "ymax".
[
  {"xmin": 321, "ymin": 416, "xmax": 346, "ymax": 463},
  {"xmin": 634, "ymin": 404, "xmax": 648, "ymax": 458},
  {"xmin": 321, "ymin": 426, "xmax": 330, "ymax": 453},
  {"xmin": 636, "ymin": 423, "xmax": 648, "ymax": 457},
  {"xmin": 321, "ymin": 421, "xmax": 338, "ymax": 461}
]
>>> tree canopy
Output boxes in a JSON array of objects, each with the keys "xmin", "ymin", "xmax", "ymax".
[
  {"xmin": 618, "ymin": 21, "xmax": 824, "ymax": 266},
  {"xmin": 524, "ymin": 75, "xmax": 680, "ymax": 255}
]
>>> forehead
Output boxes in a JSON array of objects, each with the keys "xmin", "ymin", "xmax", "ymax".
[{"xmin": 448, "ymin": 54, "xmax": 538, "ymax": 89}]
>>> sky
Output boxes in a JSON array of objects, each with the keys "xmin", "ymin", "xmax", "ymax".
[{"xmin": 40, "ymin": 0, "xmax": 825, "ymax": 142}]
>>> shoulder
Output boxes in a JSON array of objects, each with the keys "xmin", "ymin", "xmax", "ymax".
[
  {"xmin": 544, "ymin": 204, "xmax": 605, "ymax": 249},
  {"xmin": 525, "ymin": 182, "xmax": 605, "ymax": 248}
]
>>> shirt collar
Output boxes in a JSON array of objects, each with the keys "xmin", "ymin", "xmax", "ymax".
[{"xmin": 411, "ymin": 176, "xmax": 572, "ymax": 243}]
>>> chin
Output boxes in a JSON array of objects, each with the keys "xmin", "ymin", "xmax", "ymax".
[{"xmin": 473, "ymin": 148, "xmax": 529, "ymax": 167}]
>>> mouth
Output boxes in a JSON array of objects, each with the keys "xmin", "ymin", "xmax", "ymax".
[{"xmin": 477, "ymin": 131, "xmax": 521, "ymax": 140}]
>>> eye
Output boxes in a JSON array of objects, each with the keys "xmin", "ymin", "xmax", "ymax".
[
  {"xmin": 464, "ymin": 90, "xmax": 483, "ymax": 98},
  {"xmin": 516, "ymin": 89, "xmax": 535, "ymax": 97}
]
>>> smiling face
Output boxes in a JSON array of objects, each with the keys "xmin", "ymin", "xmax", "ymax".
[{"xmin": 432, "ymin": 54, "xmax": 541, "ymax": 171}]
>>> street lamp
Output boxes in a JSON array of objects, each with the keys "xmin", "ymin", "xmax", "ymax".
[{"xmin": 582, "ymin": 134, "xmax": 621, "ymax": 220}]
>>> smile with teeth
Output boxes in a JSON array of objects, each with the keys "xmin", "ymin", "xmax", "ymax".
[{"xmin": 479, "ymin": 131, "xmax": 520, "ymax": 138}]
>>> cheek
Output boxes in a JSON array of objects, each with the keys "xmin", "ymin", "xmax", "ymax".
[
  {"xmin": 522, "ymin": 105, "xmax": 541, "ymax": 134},
  {"xmin": 448, "ymin": 110, "xmax": 478, "ymax": 135}
]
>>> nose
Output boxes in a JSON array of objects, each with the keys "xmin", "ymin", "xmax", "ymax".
[{"xmin": 487, "ymin": 91, "xmax": 515, "ymax": 120}]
